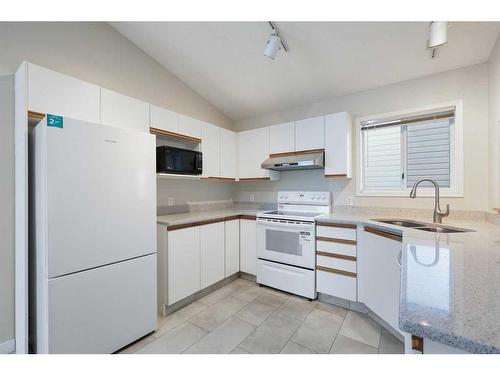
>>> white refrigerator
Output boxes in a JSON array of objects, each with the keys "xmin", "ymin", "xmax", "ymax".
[{"xmin": 29, "ymin": 117, "xmax": 157, "ymax": 353}]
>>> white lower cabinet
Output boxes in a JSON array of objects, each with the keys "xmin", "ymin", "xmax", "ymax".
[
  {"xmin": 225, "ymin": 219, "xmax": 240, "ymax": 276},
  {"xmin": 358, "ymin": 226, "xmax": 404, "ymax": 335},
  {"xmin": 240, "ymin": 219, "xmax": 257, "ymax": 275},
  {"xmin": 167, "ymin": 226, "xmax": 200, "ymax": 305},
  {"xmin": 200, "ymin": 222, "xmax": 225, "ymax": 289}
]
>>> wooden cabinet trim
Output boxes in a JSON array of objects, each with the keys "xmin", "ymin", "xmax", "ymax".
[
  {"xmin": 200, "ymin": 177, "xmax": 236, "ymax": 181},
  {"xmin": 317, "ymin": 222, "xmax": 357, "ymax": 229},
  {"xmin": 238, "ymin": 215, "xmax": 257, "ymax": 221},
  {"xmin": 167, "ymin": 214, "xmax": 255, "ymax": 230},
  {"xmin": 269, "ymin": 148, "xmax": 325, "ymax": 158},
  {"xmin": 316, "ymin": 236, "xmax": 357, "ymax": 245},
  {"xmin": 412, "ymin": 335, "xmax": 424, "ymax": 353},
  {"xmin": 238, "ymin": 177, "xmax": 271, "ymax": 181},
  {"xmin": 364, "ymin": 226, "xmax": 402, "ymax": 242},
  {"xmin": 150, "ymin": 127, "xmax": 202, "ymax": 143},
  {"xmin": 316, "ymin": 266, "xmax": 356, "ymax": 278},
  {"xmin": 28, "ymin": 110, "xmax": 46, "ymax": 120},
  {"xmin": 325, "ymin": 174, "xmax": 348, "ymax": 178},
  {"xmin": 316, "ymin": 251, "xmax": 356, "ymax": 262},
  {"xmin": 167, "ymin": 217, "xmax": 225, "ymax": 231}
]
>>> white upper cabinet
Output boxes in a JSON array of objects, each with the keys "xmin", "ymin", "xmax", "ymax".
[
  {"xmin": 150, "ymin": 104, "xmax": 178, "ymax": 133},
  {"xmin": 220, "ymin": 128, "xmax": 238, "ymax": 179},
  {"xmin": 27, "ymin": 63, "xmax": 100, "ymax": 123},
  {"xmin": 178, "ymin": 114, "xmax": 202, "ymax": 139},
  {"xmin": 238, "ymin": 127, "xmax": 278, "ymax": 180},
  {"xmin": 201, "ymin": 122, "xmax": 221, "ymax": 178},
  {"xmin": 269, "ymin": 122, "xmax": 295, "ymax": 155},
  {"xmin": 325, "ymin": 112, "xmax": 352, "ymax": 178},
  {"xmin": 294, "ymin": 116, "xmax": 325, "ymax": 151},
  {"xmin": 100, "ymin": 88, "xmax": 150, "ymax": 133}
]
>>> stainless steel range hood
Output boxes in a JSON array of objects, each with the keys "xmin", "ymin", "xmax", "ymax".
[{"xmin": 261, "ymin": 151, "xmax": 325, "ymax": 171}]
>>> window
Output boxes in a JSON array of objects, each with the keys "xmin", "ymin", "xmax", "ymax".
[{"xmin": 357, "ymin": 103, "xmax": 463, "ymax": 196}]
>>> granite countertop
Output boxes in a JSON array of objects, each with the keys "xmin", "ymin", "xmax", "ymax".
[
  {"xmin": 317, "ymin": 213, "xmax": 500, "ymax": 353},
  {"xmin": 157, "ymin": 207, "xmax": 261, "ymax": 227}
]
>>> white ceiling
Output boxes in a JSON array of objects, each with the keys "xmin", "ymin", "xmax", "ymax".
[{"xmin": 111, "ymin": 22, "xmax": 500, "ymax": 121}]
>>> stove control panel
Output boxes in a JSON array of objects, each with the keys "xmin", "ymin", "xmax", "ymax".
[{"xmin": 277, "ymin": 191, "xmax": 331, "ymax": 205}]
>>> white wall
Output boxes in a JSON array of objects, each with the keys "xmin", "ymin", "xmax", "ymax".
[
  {"xmin": 0, "ymin": 22, "xmax": 232, "ymax": 129},
  {"xmin": 0, "ymin": 76, "xmax": 15, "ymax": 347},
  {"xmin": 489, "ymin": 35, "xmax": 500, "ymax": 210},
  {"xmin": 157, "ymin": 179, "xmax": 236, "ymax": 210},
  {"xmin": 234, "ymin": 63, "xmax": 490, "ymax": 212}
]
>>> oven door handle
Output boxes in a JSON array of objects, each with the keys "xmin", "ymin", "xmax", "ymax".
[{"xmin": 257, "ymin": 220, "xmax": 314, "ymax": 230}]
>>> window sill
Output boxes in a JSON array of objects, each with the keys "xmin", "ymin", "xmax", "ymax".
[{"xmin": 356, "ymin": 191, "xmax": 464, "ymax": 198}]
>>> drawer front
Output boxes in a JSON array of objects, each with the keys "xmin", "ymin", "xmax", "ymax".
[
  {"xmin": 257, "ymin": 259, "xmax": 316, "ymax": 299},
  {"xmin": 316, "ymin": 240, "xmax": 356, "ymax": 257},
  {"xmin": 316, "ymin": 255, "xmax": 356, "ymax": 273},
  {"xmin": 317, "ymin": 269, "xmax": 357, "ymax": 301},
  {"xmin": 317, "ymin": 225, "xmax": 356, "ymax": 241}
]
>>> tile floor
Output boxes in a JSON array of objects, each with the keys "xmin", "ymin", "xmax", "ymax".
[{"xmin": 118, "ymin": 278, "xmax": 404, "ymax": 354}]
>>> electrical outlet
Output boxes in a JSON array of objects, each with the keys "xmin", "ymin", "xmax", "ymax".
[
  {"xmin": 347, "ymin": 196, "xmax": 354, "ymax": 206},
  {"xmin": 168, "ymin": 197, "xmax": 174, "ymax": 206},
  {"xmin": 249, "ymin": 194, "xmax": 255, "ymax": 202}
]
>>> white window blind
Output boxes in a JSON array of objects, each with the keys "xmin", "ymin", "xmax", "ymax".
[
  {"xmin": 360, "ymin": 108, "xmax": 454, "ymax": 193},
  {"xmin": 406, "ymin": 119, "xmax": 451, "ymax": 188},
  {"xmin": 362, "ymin": 126, "xmax": 401, "ymax": 191}
]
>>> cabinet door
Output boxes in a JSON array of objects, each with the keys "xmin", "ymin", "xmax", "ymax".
[
  {"xmin": 295, "ymin": 116, "xmax": 325, "ymax": 151},
  {"xmin": 225, "ymin": 219, "xmax": 240, "ymax": 276},
  {"xmin": 150, "ymin": 104, "xmax": 178, "ymax": 133},
  {"xmin": 240, "ymin": 219, "xmax": 257, "ymax": 275},
  {"xmin": 358, "ymin": 227, "xmax": 403, "ymax": 334},
  {"xmin": 269, "ymin": 122, "xmax": 295, "ymax": 154},
  {"xmin": 167, "ymin": 227, "xmax": 200, "ymax": 305},
  {"xmin": 27, "ymin": 63, "xmax": 100, "ymax": 123},
  {"xmin": 178, "ymin": 114, "xmax": 202, "ymax": 139},
  {"xmin": 325, "ymin": 112, "xmax": 352, "ymax": 178},
  {"xmin": 220, "ymin": 128, "xmax": 237, "ymax": 179},
  {"xmin": 201, "ymin": 122, "xmax": 221, "ymax": 178},
  {"xmin": 100, "ymin": 88, "xmax": 150, "ymax": 132},
  {"xmin": 237, "ymin": 127, "xmax": 270, "ymax": 179},
  {"xmin": 200, "ymin": 222, "xmax": 225, "ymax": 289}
]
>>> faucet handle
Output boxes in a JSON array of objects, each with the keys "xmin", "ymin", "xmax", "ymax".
[{"xmin": 442, "ymin": 204, "xmax": 450, "ymax": 217}]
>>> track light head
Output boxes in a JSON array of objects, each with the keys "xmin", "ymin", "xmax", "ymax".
[
  {"xmin": 264, "ymin": 33, "xmax": 282, "ymax": 60},
  {"xmin": 428, "ymin": 21, "xmax": 448, "ymax": 49}
]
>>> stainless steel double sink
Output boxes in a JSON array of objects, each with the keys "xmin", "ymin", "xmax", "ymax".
[{"xmin": 372, "ymin": 219, "xmax": 474, "ymax": 233}]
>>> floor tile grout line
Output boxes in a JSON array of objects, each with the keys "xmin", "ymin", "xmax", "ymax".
[{"xmin": 326, "ymin": 309, "xmax": 349, "ymax": 354}]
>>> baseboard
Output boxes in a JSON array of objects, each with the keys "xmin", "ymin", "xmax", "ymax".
[{"xmin": 0, "ymin": 338, "xmax": 15, "ymax": 354}]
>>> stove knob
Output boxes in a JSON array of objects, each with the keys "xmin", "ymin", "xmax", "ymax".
[{"xmin": 321, "ymin": 196, "xmax": 326, "ymax": 200}]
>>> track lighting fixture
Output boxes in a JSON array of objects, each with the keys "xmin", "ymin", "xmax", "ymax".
[
  {"xmin": 428, "ymin": 21, "xmax": 449, "ymax": 58},
  {"xmin": 264, "ymin": 22, "xmax": 288, "ymax": 60}
]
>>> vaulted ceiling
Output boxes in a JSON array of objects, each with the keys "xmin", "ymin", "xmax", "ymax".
[{"xmin": 111, "ymin": 22, "xmax": 500, "ymax": 121}]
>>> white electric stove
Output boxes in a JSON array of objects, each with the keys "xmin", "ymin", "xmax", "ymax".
[{"xmin": 256, "ymin": 191, "xmax": 331, "ymax": 299}]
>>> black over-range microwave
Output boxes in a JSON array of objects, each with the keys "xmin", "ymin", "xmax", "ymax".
[{"xmin": 156, "ymin": 146, "xmax": 203, "ymax": 175}]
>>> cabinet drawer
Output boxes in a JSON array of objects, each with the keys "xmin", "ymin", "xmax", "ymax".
[
  {"xmin": 316, "ymin": 255, "xmax": 356, "ymax": 273},
  {"xmin": 316, "ymin": 240, "xmax": 356, "ymax": 257},
  {"xmin": 317, "ymin": 269, "xmax": 357, "ymax": 301},
  {"xmin": 317, "ymin": 224, "xmax": 356, "ymax": 241}
]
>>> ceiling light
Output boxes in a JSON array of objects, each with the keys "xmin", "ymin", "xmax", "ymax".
[
  {"xmin": 428, "ymin": 21, "xmax": 448, "ymax": 58},
  {"xmin": 264, "ymin": 34, "xmax": 281, "ymax": 60},
  {"xmin": 264, "ymin": 22, "xmax": 288, "ymax": 60},
  {"xmin": 428, "ymin": 21, "xmax": 448, "ymax": 48}
]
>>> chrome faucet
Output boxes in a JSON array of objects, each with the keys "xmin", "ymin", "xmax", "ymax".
[{"xmin": 409, "ymin": 178, "xmax": 450, "ymax": 223}]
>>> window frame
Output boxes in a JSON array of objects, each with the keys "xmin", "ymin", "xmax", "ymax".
[{"xmin": 356, "ymin": 100, "xmax": 464, "ymax": 197}]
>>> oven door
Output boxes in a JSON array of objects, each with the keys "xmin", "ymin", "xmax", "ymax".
[{"xmin": 257, "ymin": 218, "xmax": 315, "ymax": 269}]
